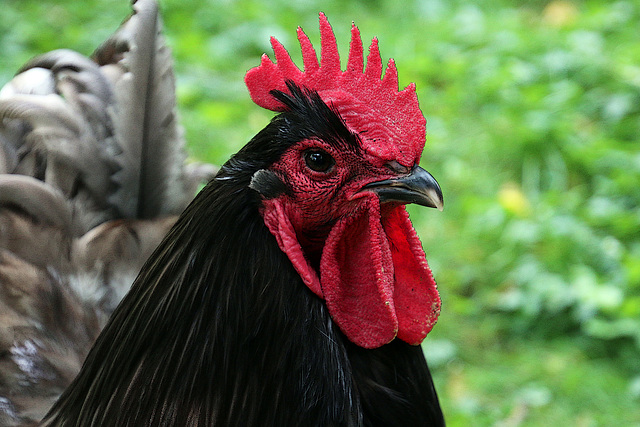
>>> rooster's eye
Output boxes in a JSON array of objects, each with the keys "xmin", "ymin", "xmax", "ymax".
[{"xmin": 304, "ymin": 150, "xmax": 334, "ymax": 173}]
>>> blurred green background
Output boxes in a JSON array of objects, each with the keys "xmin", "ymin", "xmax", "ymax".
[{"xmin": 2, "ymin": 0, "xmax": 639, "ymax": 425}]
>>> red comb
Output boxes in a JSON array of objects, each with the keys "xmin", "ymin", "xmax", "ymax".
[{"xmin": 245, "ymin": 13, "xmax": 426, "ymax": 165}]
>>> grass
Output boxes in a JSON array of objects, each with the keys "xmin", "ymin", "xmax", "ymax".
[
  {"xmin": 2, "ymin": 0, "xmax": 640, "ymax": 425},
  {"xmin": 429, "ymin": 311, "xmax": 640, "ymax": 425}
]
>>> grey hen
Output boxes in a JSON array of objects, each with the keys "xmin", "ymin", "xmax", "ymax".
[{"xmin": 0, "ymin": 1, "xmax": 216, "ymax": 424}]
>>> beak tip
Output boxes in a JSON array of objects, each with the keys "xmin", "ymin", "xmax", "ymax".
[{"xmin": 426, "ymin": 184, "xmax": 444, "ymax": 212}]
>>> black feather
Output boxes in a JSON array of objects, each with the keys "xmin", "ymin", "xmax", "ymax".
[
  {"xmin": 265, "ymin": 81, "xmax": 361, "ymax": 156},
  {"xmin": 43, "ymin": 84, "xmax": 444, "ymax": 427}
]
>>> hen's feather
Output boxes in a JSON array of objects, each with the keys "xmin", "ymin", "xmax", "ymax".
[
  {"xmin": 0, "ymin": 1, "xmax": 215, "ymax": 424},
  {"xmin": 92, "ymin": 0, "xmax": 204, "ymax": 219}
]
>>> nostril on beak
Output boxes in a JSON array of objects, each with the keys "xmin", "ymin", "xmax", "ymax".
[{"xmin": 386, "ymin": 161, "xmax": 411, "ymax": 175}]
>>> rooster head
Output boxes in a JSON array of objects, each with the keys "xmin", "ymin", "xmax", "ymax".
[{"xmin": 244, "ymin": 13, "xmax": 443, "ymax": 349}]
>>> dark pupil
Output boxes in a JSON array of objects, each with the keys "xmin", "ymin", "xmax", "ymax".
[{"xmin": 305, "ymin": 150, "xmax": 333, "ymax": 172}]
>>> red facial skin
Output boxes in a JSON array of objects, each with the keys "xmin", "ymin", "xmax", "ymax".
[
  {"xmin": 269, "ymin": 138, "xmax": 397, "ymax": 253},
  {"xmin": 261, "ymin": 128, "xmax": 440, "ymax": 349}
]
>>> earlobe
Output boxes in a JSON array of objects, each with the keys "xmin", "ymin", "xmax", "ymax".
[{"xmin": 249, "ymin": 169, "xmax": 288, "ymax": 199}]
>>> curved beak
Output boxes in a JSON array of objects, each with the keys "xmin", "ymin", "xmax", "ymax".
[{"xmin": 363, "ymin": 165, "xmax": 444, "ymax": 211}]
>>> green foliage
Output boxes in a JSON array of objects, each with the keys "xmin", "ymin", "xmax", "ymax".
[
  {"xmin": 406, "ymin": 0, "xmax": 640, "ymax": 352},
  {"xmin": 2, "ymin": 0, "xmax": 639, "ymax": 424}
]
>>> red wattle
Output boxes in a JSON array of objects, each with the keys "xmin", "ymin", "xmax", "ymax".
[
  {"xmin": 383, "ymin": 207, "xmax": 440, "ymax": 345},
  {"xmin": 320, "ymin": 200, "xmax": 398, "ymax": 349},
  {"xmin": 261, "ymin": 197, "xmax": 440, "ymax": 349}
]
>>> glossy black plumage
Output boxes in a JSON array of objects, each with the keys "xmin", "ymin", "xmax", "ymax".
[{"xmin": 43, "ymin": 86, "xmax": 444, "ymax": 426}]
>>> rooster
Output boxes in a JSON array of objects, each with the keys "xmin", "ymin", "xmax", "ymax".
[{"xmin": 3, "ymin": 1, "xmax": 445, "ymax": 426}]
